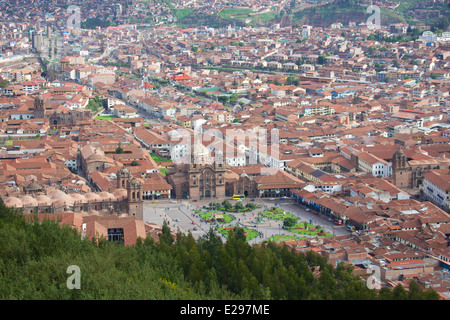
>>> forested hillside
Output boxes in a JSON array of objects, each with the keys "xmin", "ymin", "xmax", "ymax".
[{"xmin": 0, "ymin": 200, "xmax": 440, "ymax": 300}]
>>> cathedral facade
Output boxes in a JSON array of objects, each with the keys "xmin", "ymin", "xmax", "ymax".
[{"xmin": 167, "ymin": 143, "xmax": 229, "ymax": 199}]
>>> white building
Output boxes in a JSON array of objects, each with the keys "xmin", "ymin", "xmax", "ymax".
[
  {"xmin": 357, "ymin": 151, "xmax": 391, "ymax": 178},
  {"xmin": 423, "ymin": 170, "xmax": 450, "ymax": 210}
]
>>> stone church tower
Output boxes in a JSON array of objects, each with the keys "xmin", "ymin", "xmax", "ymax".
[
  {"xmin": 117, "ymin": 166, "xmax": 132, "ymax": 189},
  {"xmin": 392, "ymin": 147, "xmax": 411, "ymax": 189},
  {"xmin": 126, "ymin": 177, "xmax": 144, "ymax": 220},
  {"xmin": 115, "ymin": 167, "xmax": 143, "ymax": 220},
  {"xmin": 34, "ymin": 94, "xmax": 45, "ymax": 119}
]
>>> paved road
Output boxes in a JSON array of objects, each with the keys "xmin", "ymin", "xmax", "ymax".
[{"xmin": 143, "ymin": 198, "xmax": 350, "ymax": 244}]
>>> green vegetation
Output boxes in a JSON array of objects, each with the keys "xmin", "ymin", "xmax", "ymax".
[
  {"xmin": 159, "ymin": 168, "xmax": 170, "ymax": 176},
  {"xmin": 150, "ymin": 153, "xmax": 172, "ymax": 163},
  {"xmin": 216, "ymin": 225, "xmax": 259, "ymax": 242},
  {"xmin": 175, "ymin": 8, "xmax": 196, "ymax": 21},
  {"xmin": 115, "ymin": 143, "xmax": 124, "ymax": 154},
  {"xmin": 106, "ymin": 62, "xmax": 132, "ymax": 68},
  {"xmin": 81, "ymin": 17, "xmax": 111, "ymax": 29},
  {"xmin": 195, "ymin": 210, "xmax": 235, "ymax": 225},
  {"xmin": 260, "ymin": 207, "xmax": 297, "ymax": 222},
  {"xmin": 286, "ymin": 222, "xmax": 333, "ymax": 238},
  {"xmin": 86, "ymin": 96, "xmax": 105, "ymax": 114},
  {"xmin": 292, "ymin": 0, "xmax": 405, "ymax": 27},
  {"xmin": 175, "ymin": 7, "xmax": 277, "ymax": 28},
  {"xmin": 95, "ymin": 115, "xmax": 118, "ymax": 121},
  {"xmin": 269, "ymin": 235, "xmax": 307, "ymax": 242},
  {"xmin": 0, "ymin": 201, "xmax": 440, "ymax": 300},
  {"xmin": 0, "ymin": 79, "xmax": 10, "ymax": 88},
  {"xmin": 207, "ymin": 200, "xmax": 258, "ymax": 213},
  {"xmin": 218, "ymin": 8, "xmax": 253, "ymax": 19}
]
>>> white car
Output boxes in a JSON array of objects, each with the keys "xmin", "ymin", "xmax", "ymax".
[{"xmin": 170, "ymin": 200, "xmax": 177, "ymax": 203}]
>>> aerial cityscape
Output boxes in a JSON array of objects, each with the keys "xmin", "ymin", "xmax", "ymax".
[{"xmin": 0, "ymin": 0, "xmax": 449, "ymax": 304}]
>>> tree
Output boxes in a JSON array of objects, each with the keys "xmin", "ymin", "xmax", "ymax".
[
  {"xmin": 159, "ymin": 221, "xmax": 174, "ymax": 247},
  {"xmin": 130, "ymin": 160, "xmax": 141, "ymax": 166},
  {"xmin": 245, "ymin": 203, "xmax": 256, "ymax": 210},
  {"xmin": 0, "ymin": 79, "xmax": 10, "ymax": 88},
  {"xmin": 283, "ymin": 217, "xmax": 297, "ymax": 228},
  {"xmin": 392, "ymin": 284, "xmax": 408, "ymax": 300},
  {"xmin": 234, "ymin": 201, "xmax": 244, "ymax": 211},
  {"xmin": 209, "ymin": 202, "xmax": 217, "ymax": 210},
  {"xmin": 115, "ymin": 143, "xmax": 124, "ymax": 154},
  {"xmin": 318, "ymin": 55, "xmax": 326, "ymax": 65},
  {"xmin": 221, "ymin": 200, "xmax": 232, "ymax": 210}
]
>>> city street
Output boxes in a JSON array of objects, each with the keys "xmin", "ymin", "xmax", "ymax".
[{"xmin": 143, "ymin": 197, "xmax": 350, "ymax": 244}]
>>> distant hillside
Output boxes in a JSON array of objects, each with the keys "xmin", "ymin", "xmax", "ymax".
[
  {"xmin": 175, "ymin": 9, "xmax": 277, "ymax": 28},
  {"xmin": 291, "ymin": 0, "xmax": 406, "ymax": 28},
  {"xmin": 173, "ymin": 1, "xmax": 409, "ymax": 29}
]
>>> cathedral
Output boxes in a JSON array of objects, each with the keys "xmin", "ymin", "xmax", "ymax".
[
  {"xmin": 392, "ymin": 147, "xmax": 450, "ymax": 191},
  {"xmin": 167, "ymin": 143, "xmax": 229, "ymax": 199},
  {"xmin": 34, "ymin": 93, "xmax": 92, "ymax": 126},
  {"xmin": 2, "ymin": 167, "xmax": 144, "ymax": 220},
  {"xmin": 167, "ymin": 143, "xmax": 305, "ymax": 199}
]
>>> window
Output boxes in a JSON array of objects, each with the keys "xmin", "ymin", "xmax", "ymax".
[{"xmin": 108, "ymin": 228, "xmax": 124, "ymax": 244}]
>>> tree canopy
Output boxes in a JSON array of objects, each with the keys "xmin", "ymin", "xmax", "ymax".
[{"xmin": 0, "ymin": 200, "xmax": 440, "ymax": 300}]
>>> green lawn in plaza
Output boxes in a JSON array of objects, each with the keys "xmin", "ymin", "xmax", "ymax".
[
  {"xmin": 195, "ymin": 210, "xmax": 235, "ymax": 224},
  {"xmin": 260, "ymin": 207, "xmax": 298, "ymax": 221},
  {"xmin": 286, "ymin": 221, "xmax": 333, "ymax": 237}
]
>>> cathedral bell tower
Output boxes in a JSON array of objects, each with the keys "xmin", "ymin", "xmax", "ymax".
[
  {"xmin": 392, "ymin": 147, "xmax": 411, "ymax": 188},
  {"xmin": 127, "ymin": 177, "xmax": 144, "ymax": 220},
  {"xmin": 34, "ymin": 94, "xmax": 45, "ymax": 119},
  {"xmin": 117, "ymin": 166, "xmax": 131, "ymax": 189}
]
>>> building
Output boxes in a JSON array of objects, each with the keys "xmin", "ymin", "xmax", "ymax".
[
  {"xmin": 2, "ymin": 167, "xmax": 144, "ymax": 220},
  {"xmin": 392, "ymin": 147, "xmax": 450, "ymax": 192},
  {"xmin": 423, "ymin": 169, "xmax": 450, "ymax": 210},
  {"xmin": 167, "ymin": 143, "xmax": 228, "ymax": 199}
]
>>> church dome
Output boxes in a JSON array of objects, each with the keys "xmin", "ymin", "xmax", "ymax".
[
  {"xmin": 20, "ymin": 195, "xmax": 38, "ymax": 207},
  {"xmin": 35, "ymin": 195, "xmax": 53, "ymax": 206},
  {"xmin": 113, "ymin": 188, "xmax": 127, "ymax": 200},
  {"xmin": 4, "ymin": 197, "xmax": 23, "ymax": 208},
  {"xmin": 85, "ymin": 192, "xmax": 101, "ymax": 202},
  {"xmin": 98, "ymin": 191, "xmax": 116, "ymax": 202},
  {"xmin": 71, "ymin": 193, "xmax": 87, "ymax": 204},
  {"xmin": 25, "ymin": 181, "xmax": 42, "ymax": 192}
]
